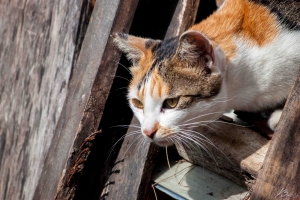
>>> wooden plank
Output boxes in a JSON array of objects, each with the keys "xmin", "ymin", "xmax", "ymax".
[
  {"xmin": 251, "ymin": 70, "xmax": 300, "ymax": 199},
  {"xmin": 176, "ymin": 117, "xmax": 270, "ymax": 189},
  {"xmin": 103, "ymin": 0, "xmax": 201, "ymax": 199},
  {"xmin": 99, "ymin": 118, "xmax": 159, "ymax": 200},
  {"xmin": 32, "ymin": 0, "xmax": 140, "ymax": 199},
  {"xmin": 101, "ymin": 117, "xmax": 160, "ymax": 200},
  {"xmin": 0, "ymin": 1, "xmax": 93, "ymax": 200},
  {"xmin": 165, "ymin": 0, "xmax": 201, "ymax": 39}
]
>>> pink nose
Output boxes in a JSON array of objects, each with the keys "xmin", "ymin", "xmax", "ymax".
[{"xmin": 143, "ymin": 129, "xmax": 157, "ymax": 139}]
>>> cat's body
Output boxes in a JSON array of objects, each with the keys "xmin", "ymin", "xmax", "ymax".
[{"xmin": 114, "ymin": 0, "xmax": 300, "ymax": 146}]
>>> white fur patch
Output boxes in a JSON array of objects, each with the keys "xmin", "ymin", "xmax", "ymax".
[
  {"xmin": 268, "ymin": 109, "xmax": 282, "ymax": 131},
  {"xmin": 226, "ymin": 29, "xmax": 300, "ymax": 111}
]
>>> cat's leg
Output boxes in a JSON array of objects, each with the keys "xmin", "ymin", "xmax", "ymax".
[{"xmin": 268, "ymin": 109, "xmax": 282, "ymax": 131}]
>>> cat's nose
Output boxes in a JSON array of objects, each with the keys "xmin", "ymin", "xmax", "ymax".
[{"xmin": 143, "ymin": 129, "xmax": 157, "ymax": 139}]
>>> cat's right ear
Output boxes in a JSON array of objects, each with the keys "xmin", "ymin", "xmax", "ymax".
[{"xmin": 112, "ymin": 33, "xmax": 160, "ymax": 65}]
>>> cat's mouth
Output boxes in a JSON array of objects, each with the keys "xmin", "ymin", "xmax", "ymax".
[{"xmin": 152, "ymin": 136, "xmax": 174, "ymax": 147}]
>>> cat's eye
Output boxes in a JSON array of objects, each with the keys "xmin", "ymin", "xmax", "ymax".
[
  {"xmin": 131, "ymin": 98, "xmax": 144, "ymax": 109},
  {"xmin": 163, "ymin": 97, "xmax": 179, "ymax": 109}
]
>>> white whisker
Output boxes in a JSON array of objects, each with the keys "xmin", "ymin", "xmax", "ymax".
[
  {"xmin": 110, "ymin": 124, "xmax": 141, "ymax": 129},
  {"xmin": 105, "ymin": 131, "xmax": 140, "ymax": 163},
  {"xmin": 176, "ymin": 132, "xmax": 219, "ymax": 168},
  {"xmin": 112, "ymin": 75, "xmax": 131, "ymax": 83},
  {"xmin": 181, "ymin": 111, "xmax": 224, "ymax": 124},
  {"xmin": 109, "ymin": 58, "xmax": 132, "ymax": 74},
  {"xmin": 122, "ymin": 134, "xmax": 143, "ymax": 159},
  {"xmin": 179, "ymin": 129, "xmax": 234, "ymax": 166}
]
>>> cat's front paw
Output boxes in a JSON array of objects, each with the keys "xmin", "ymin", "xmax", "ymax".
[{"xmin": 268, "ymin": 109, "xmax": 282, "ymax": 131}]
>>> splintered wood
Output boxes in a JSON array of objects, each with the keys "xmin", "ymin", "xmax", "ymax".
[{"xmin": 176, "ymin": 117, "xmax": 270, "ymax": 189}]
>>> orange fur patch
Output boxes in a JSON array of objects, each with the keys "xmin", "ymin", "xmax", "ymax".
[
  {"xmin": 153, "ymin": 122, "xmax": 161, "ymax": 132},
  {"xmin": 137, "ymin": 85, "xmax": 145, "ymax": 101},
  {"xmin": 149, "ymin": 68, "xmax": 170, "ymax": 99},
  {"xmin": 130, "ymin": 56, "xmax": 170, "ymax": 101},
  {"xmin": 127, "ymin": 37, "xmax": 148, "ymax": 54},
  {"xmin": 129, "ymin": 52, "xmax": 154, "ymax": 99},
  {"xmin": 190, "ymin": 0, "xmax": 279, "ymax": 59}
]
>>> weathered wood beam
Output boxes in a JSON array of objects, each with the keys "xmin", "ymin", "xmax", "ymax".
[
  {"xmin": 101, "ymin": 117, "xmax": 161, "ymax": 200},
  {"xmin": 165, "ymin": 0, "xmax": 201, "ymax": 39},
  {"xmin": 251, "ymin": 70, "xmax": 300, "ymax": 199},
  {"xmin": 103, "ymin": 0, "xmax": 201, "ymax": 199},
  {"xmin": 33, "ymin": 0, "xmax": 139, "ymax": 199},
  {"xmin": 176, "ymin": 116, "xmax": 270, "ymax": 189},
  {"xmin": 0, "ymin": 1, "xmax": 93, "ymax": 200}
]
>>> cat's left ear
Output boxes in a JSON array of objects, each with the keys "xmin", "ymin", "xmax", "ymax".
[
  {"xmin": 177, "ymin": 30, "xmax": 215, "ymax": 72},
  {"xmin": 113, "ymin": 33, "xmax": 160, "ymax": 65}
]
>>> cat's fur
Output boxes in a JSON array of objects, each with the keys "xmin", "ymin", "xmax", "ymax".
[{"xmin": 114, "ymin": 0, "xmax": 300, "ymax": 146}]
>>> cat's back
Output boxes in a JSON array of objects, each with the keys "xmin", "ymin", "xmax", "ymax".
[
  {"xmin": 190, "ymin": 0, "xmax": 300, "ymax": 59},
  {"xmin": 252, "ymin": 0, "xmax": 300, "ymax": 30}
]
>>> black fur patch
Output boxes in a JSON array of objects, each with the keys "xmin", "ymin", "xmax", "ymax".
[
  {"xmin": 145, "ymin": 40, "xmax": 155, "ymax": 49},
  {"xmin": 154, "ymin": 37, "xmax": 178, "ymax": 63},
  {"xmin": 137, "ymin": 37, "xmax": 179, "ymax": 90},
  {"xmin": 118, "ymin": 33, "xmax": 128, "ymax": 40},
  {"xmin": 251, "ymin": 0, "xmax": 300, "ymax": 30}
]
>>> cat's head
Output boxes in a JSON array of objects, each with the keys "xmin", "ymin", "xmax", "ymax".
[{"xmin": 113, "ymin": 31, "xmax": 228, "ymax": 146}]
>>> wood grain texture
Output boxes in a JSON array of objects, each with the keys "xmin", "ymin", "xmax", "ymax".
[
  {"xmin": 251, "ymin": 70, "xmax": 300, "ymax": 199},
  {"xmin": 165, "ymin": 0, "xmax": 201, "ymax": 39},
  {"xmin": 176, "ymin": 117, "xmax": 270, "ymax": 189},
  {"xmin": 103, "ymin": 1, "xmax": 201, "ymax": 199},
  {"xmin": 0, "ymin": 1, "xmax": 93, "ymax": 200},
  {"xmin": 102, "ymin": 118, "xmax": 161, "ymax": 200},
  {"xmin": 32, "ymin": 0, "xmax": 140, "ymax": 199}
]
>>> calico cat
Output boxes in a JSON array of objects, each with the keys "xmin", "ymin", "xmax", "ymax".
[{"xmin": 113, "ymin": 0, "xmax": 300, "ymax": 146}]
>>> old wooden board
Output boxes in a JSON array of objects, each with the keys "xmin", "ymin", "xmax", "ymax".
[
  {"xmin": 251, "ymin": 70, "xmax": 300, "ymax": 199},
  {"xmin": 100, "ymin": 118, "xmax": 161, "ymax": 200},
  {"xmin": 176, "ymin": 117, "xmax": 270, "ymax": 189},
  {"xmin": 0, "ymin": 1, "xmax": 93, "ymax": 200},
  {"xmin": 165, "ymin": 0, "xmax": 202, "ymax": 39},
  {"xmin": 102, "ymin": 0, "xmax": 201, "ymax": 199},
  {"xmin": 32, "ymin": 0, "xmax": 140, "ymax": 199}
]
